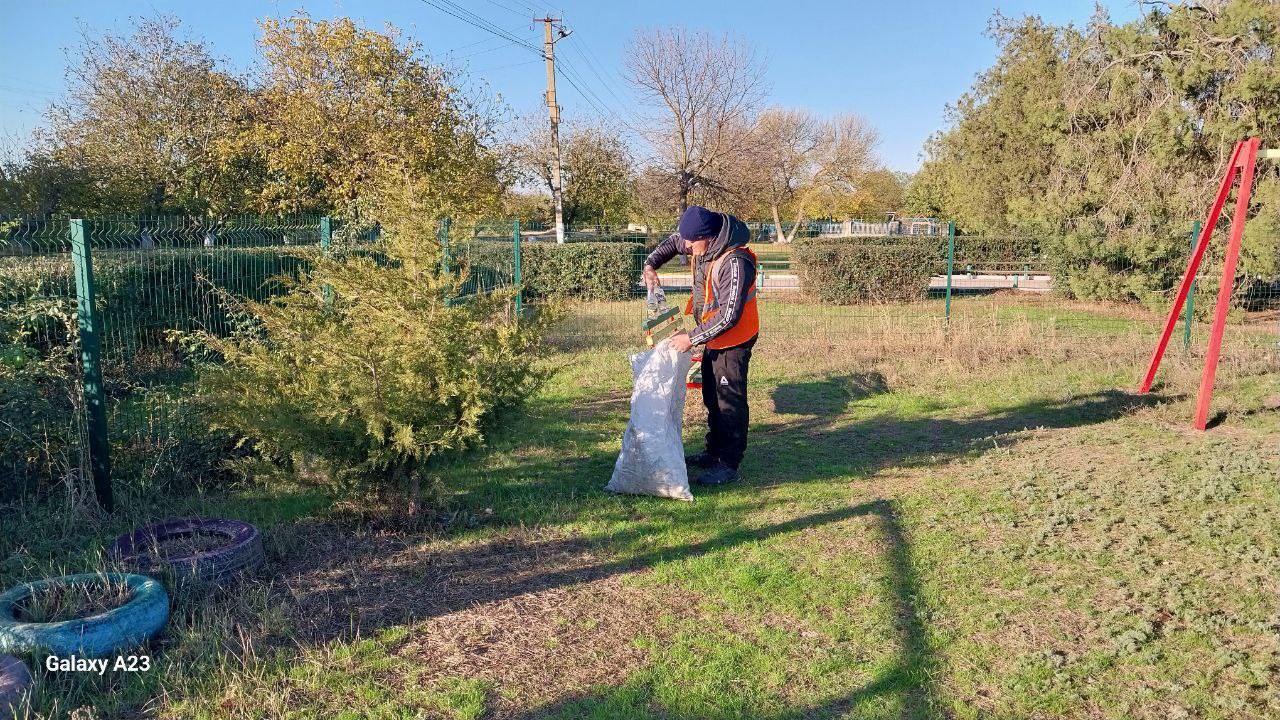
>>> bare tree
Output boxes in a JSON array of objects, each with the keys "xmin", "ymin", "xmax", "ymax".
[
  {"xmin": 511, "ymin": 119, "xmax": 634, "ymax": 229},
  {"xmin": 755, "ymin": 108, "xmax": 880, "ymax": 242},
  {"xmin": 625, "ymin": 27, "xmax": 768, "ymax": 213}
]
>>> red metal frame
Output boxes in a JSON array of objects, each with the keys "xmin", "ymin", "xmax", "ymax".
[
  {"xmin": 1137, "ymin": 137, "xmax": 1260, "ymax": 430},
  {"xmin": 1195, "ymin": 137, "xmax": 1260, "ymax": 429},
  {"xmin": 687, "ymin": 354, "xmax": 702, "ymax": 389}
]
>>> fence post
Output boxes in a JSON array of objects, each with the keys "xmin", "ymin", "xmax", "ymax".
[
  {"xmin": 1183, "ymin": 220, "xmax": 1200, "ymax": 350},
  {"xmin": 320, "ymin": 216, "xmax": 333, "ymax": 307},
  {"xmin": 438, "ymin": 218, "xmax": 454, "ymax": 307},
  {"xmin": 439, "ymin": 217, "xmax": 452, "ymax": 274},
  {"xmin": 70, "ymin": 219, "xmax": 114, "ymax": 513},
  {"xmin": 513, "ymin": 219, "xmax": 523, "ymax": 317},
  {"xmin": 945, "ymin": 220, "xmax": 956, "ymax": 329}
]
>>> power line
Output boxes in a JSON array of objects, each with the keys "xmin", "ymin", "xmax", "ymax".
[
  {"xmin": 410, "ymin": 0, "xmax": 636, "ymax": 136},
  {"xmin": 448, "ymin": 36, "xmax": 504, "ymax": 51},
  {"xmin": 454, "ymin": 41, "xmax": 526, "ymax": 60},
  {"xmin": 563, "ymin": 41, "xmax": 633, "ymax": 123},
  {"xmin": 439, "ymin": 11, "xmax": 638, "ymax": 141},
  {"xmin": 535, "ymin": 0, "xmax": 564, "ymax": 17},
  {"xmin": 473, "ymin": 58, "xmax": 542, "ymax": 74},
  {"xmin": 559, "ymin": 63, "xmax": 641, "ymax": 136},
  {"xmin": 579, "ymin": 43, "xmax": 634, "ymax": 110},
  {"xmin": 556, "ymin": 58, "xmax": 645, "ymax": 137},
  {"xmin": 479, "ymin": 0, "xmax": 531, "ymax": 18},
  {"xmin": 415, "ymin": 0, "xmax": 544, "ymax": 57},
  {"xmin": 441, "ymin": 0, "xmax": 543, "ymax": 54},
  {"xmin": 444, "ymin": 35, "xmax": 511, "ymax": 54},
  {"xmin": 556, "ymin": 61, "xmax": 612, "ymax": 119}
]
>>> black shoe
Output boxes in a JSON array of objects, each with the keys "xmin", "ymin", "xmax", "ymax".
[
  {"xmin": 685, "ymin": 450, "xmax": 718, "ymax": 469},
  {"xmin": 694, "ymin": 461, "xmax": 740, "ymax": 486}
]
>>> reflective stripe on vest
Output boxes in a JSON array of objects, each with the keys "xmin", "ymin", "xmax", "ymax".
[{"xmin": 683, "ymin": 246, "xmax": 760, "ymax": 349}]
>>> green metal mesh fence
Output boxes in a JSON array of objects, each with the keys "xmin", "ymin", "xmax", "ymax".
[
  {"xmin": 3, "ymin": 214, "xmax": 1276, "ymax": 506},
  {"xmin": 534, "ymin": 223, "xmax": 1279, "ymax": 369},
  {"xmin": 1, "ymin": 217, "xmax": 81, "ymax": 499},
  {"xmin": 2, "ymin": 215, "xmax": 327, "ymax": 503},
  {"xmin": 449, "ymin": 221, "xmax": 519, "ymax": 300}
]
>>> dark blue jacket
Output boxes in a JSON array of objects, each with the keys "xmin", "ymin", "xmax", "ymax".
[{"xmin": 644, "ymin": 213, "xmax": 756, "ymax": 346}]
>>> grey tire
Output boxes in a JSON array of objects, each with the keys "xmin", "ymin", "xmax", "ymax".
[
  {"xmin": 108, "ymin": 517, "xmax": 264, "ymax": 585},
  {"xmin": 0, "ymin": 655, "xmax": 33, "ymax": 714}
]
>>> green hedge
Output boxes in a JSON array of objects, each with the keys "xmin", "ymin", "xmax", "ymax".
[
  {"xmin": 1, "ymin": 246, "xmax": 318, "ymax": 370},
  {"xmin": 460, "ymin": 240, "xmax": 644, "ymax": 301},
  {"xmin": 950, "ymin": 235, "xmax": 1040, "ymax": 266},
  {"xmin": 842, "ymin": 234, "xmax": 1039, "ymax": 268},
  {"xmin": 567, "ymin": 232, "xmax": 667, "ymax": 251},
  {"xmin": 792, "ymin": 237, "xmax": 937, "ymax": 304}
]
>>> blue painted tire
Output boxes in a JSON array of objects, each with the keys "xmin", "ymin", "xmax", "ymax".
[
  {"xmin": 0, "ymin": 655, "xmax": 33, "ymax": 713},
  {"xmin": 0, "ymin": 573, "xmax": 169, "ymax": 658}
]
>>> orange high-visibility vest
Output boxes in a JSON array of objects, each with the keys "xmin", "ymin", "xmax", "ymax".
[{"xmin": 683, "ymin": 246, "xmax": 759, "ymax": 349}]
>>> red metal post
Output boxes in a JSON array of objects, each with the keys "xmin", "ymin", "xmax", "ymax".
[
  {"xmin": 1138, "ymin": 140, "xmax": 1245, "ymax": 394},
  {"xmin": 1193, "ymin": 137, "xmax": 1260, "ymax": 429}
]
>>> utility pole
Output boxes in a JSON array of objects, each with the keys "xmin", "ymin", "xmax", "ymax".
[{"xmin": 539, "ymin": 16, "xmax": 569, "ymax": 244}]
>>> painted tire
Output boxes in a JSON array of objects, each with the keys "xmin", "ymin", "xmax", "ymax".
[
  {"xmin": 0, "ymin": 655, "xmax": 33, "ymax": 713},
  {"xmin": 0, "ymin": 573, "xmax": 169, "ymax": 658},
  {"xmin": 108, "ymin": 517, "xmax": 264, "ymax": 585}
]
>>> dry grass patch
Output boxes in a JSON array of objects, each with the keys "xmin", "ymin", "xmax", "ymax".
[{"xmin": 394, "ymin": 578, "xmax": 699, "ymax": 718}]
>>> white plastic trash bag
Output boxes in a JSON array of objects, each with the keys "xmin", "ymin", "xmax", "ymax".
[{"xmin": 607, "ymin": 343, "xmax": 694, "ymax": 501}]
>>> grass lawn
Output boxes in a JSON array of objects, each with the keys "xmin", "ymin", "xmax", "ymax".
[{"xmin": 4, "ymin": 294, "xmax": 1279, "ymax": 719}]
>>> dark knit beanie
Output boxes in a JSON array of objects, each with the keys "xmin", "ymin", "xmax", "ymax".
[{"xmin": 677, "ymin": 206, "xmax": 722, "ymax": 240}]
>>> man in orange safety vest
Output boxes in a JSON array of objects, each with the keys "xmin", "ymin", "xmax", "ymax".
[{"xmin": 642, "ymin": 205, "xmax": 759, "ymax": 486}]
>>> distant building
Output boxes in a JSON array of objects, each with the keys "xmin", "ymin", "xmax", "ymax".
[{"xmin": 831, "ymin": 213, "xmax": 942, "ymax": 237}]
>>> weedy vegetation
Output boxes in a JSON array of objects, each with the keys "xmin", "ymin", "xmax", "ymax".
[{"xmin": 4, "ymin": 293, "xmax": 1278, "ymax": 719}]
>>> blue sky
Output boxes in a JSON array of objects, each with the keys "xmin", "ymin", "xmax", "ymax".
[{"xmin": 0, "ymin": 0, "xmax": 1141, "ymax": 171}]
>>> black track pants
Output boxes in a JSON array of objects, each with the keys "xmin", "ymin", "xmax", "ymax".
[{"xmin": 700, "ymin": 335, "xmax": 756, "ymax": 469}]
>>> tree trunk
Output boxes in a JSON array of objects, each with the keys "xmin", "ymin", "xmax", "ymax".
[
  {"xmin": 771, "ymin": 204, "xmax": 786, "ymax": 244},
  {"xmin": 407, "ymin": 473, "xmax": 423, "ymax": 516},
  {"xmin": 785, "ymin": 206, "xmax": 807, "ymax": 244}
]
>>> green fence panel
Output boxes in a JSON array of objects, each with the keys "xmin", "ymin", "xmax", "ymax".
[
  {"xmin": 1, "ymin": 216, "xmax": 80, "ymax": 501},
  {"xmin": 3, "ymin": 213, "xmax": 325, "ymax": 502}
]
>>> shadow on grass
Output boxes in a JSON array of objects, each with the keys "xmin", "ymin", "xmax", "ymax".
[
  {"xmin": 770, "ymin": 371, "xmax": 890, "ymax": 416},
  {"xmin": 1204, "ymin": 410, "xmax": 1229, "ymax": 430},
  {"xmin": 749, "ymin": 388, "xmax": 1167, "ymax": 484},
  {"xmin": 277, "ymin": 499, "xmax": 879, "ymax": 642},
  {"xmin": 274, "ymin": 383, "xmax": 1166, "ymax": 717},
  {"xmin": 276, "ymin": 498, "xmax": 941, "ymax": 718},
  {"xmin": 500, "ymin": 500, "xmax": 941, "ymax": 720}
]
